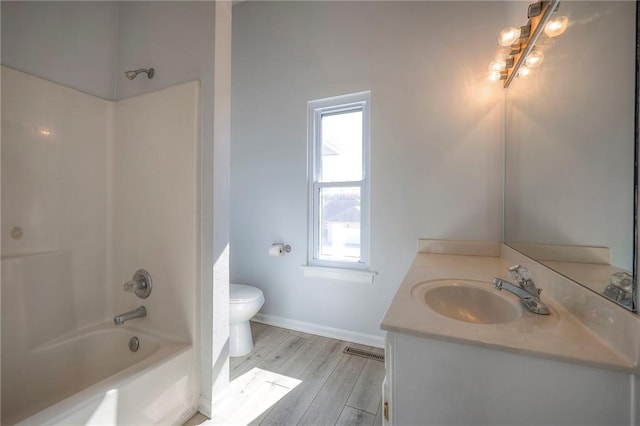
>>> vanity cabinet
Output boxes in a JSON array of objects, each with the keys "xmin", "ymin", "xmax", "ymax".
[
  {"xmin": 381, "ymin": 242, "xmax": 640, "ymax": 426},
  {"xmin": 383, "ymin": 331, "xmax": 634, "ymax": 426}
]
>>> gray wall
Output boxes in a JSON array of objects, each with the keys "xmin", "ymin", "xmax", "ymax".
[
  {"xmin": 1, "ymin": 1, "xmax": 119, "ymax": 99},
  {"xmin": 231, "ymin": 1, "xmax": 506, "ymax": 337},
  {"xmin": 116, "ymin": 2, "xmax": 214, "ymax": 101}
]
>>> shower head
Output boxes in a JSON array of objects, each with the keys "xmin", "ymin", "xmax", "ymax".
[{"xmin": 124, "ymin": 68, "xmax": 155, "ymax": 80}]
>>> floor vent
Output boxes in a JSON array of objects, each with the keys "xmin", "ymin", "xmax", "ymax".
[{"xmin": 343, "ymin": 346, "xmax": 385, "ymax": 362}]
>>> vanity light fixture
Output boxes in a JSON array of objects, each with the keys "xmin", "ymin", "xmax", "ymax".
[{"xmin": 487, "ymin": 0, "xmax": 566, "ymax": 87}]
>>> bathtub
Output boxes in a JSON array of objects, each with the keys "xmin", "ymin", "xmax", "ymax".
[{"xmin": 2, "ymin": 323, "xmax": 197, "ymax": 425}]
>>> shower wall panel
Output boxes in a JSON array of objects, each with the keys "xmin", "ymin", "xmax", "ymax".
[
  {"xmin": 112, "ymin": 81, "xmax": 200, "ymax": 344},
  {"xmin": 1, "ymin": 66, "xmax": 110, "ymax": 328}
]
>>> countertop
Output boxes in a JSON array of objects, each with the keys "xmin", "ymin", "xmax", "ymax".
[{"xmin": 381, "ymin": 252, "xmax": 637, "ymax": 373}]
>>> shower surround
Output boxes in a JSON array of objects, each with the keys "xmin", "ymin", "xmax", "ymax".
[{"xmin": 1, "ymin": 66, "xmax": 200, "ymax": 424}]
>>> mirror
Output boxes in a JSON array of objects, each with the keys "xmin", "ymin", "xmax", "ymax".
[{"xmin": 504, "ymin": 0, "xmax": 638, "ymax": 312}]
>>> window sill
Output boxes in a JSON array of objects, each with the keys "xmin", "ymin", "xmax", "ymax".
[{"xmin": 301, "ymin": 265, "xmax": 377, "ymax": 284}]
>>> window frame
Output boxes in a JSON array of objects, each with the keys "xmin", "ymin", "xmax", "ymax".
[{"xmin": 307, "ymin": 91, "xmax": 371, "ymax": 270}]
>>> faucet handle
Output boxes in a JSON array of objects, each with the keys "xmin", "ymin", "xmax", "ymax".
[
  {"xmin": 508, "ymin": 264, "xmax": 531, "ymax": 282},
  {"xmin": 124, "ymin": 280, "xmax": 137, "ymax": 292},
  {"xmin": 123, "ymin": 269, "xmax": 153, "ymax": 299}
]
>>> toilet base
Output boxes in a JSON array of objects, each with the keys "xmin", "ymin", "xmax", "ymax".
[{"xmin": 229, "ymin": 320, "xmax": 254, "ymax": 357}]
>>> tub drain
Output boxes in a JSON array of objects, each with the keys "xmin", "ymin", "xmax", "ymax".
[{"xmin": 129, "ymin": 336, "xmax": 140, "ymax": 352}]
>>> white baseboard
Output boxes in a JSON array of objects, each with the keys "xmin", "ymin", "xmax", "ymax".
[
  {"xmin": 198, "ymin": 397, "xmax": 212, "ymax": 418},
  {"xmin": 174, "ymin": 406, "xmax": 199, "ymax": 426},
  {"xmin": 253, "ymin": 313, "xmax": 385, "ymax": 348}
]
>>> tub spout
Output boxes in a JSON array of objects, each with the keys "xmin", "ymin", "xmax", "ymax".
[{"xmin": 113, "ymin": 306, "xmax": 147, "ymax": 326}]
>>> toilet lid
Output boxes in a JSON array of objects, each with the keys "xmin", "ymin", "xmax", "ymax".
[{"xmin": 230, "ymin": 284, "xmax": 264, "ymax": 303}]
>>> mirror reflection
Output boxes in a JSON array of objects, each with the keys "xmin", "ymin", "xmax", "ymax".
[{"xmin": 504, "ymin": 1, "xmax": 637, "ymax": 310}]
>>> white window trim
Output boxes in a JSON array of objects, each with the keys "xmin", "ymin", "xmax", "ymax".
[
  {"xmin": 307, "ymin": 91, "xmax": 371, "ymax": 272},
  {"xmin": 300, "ymin": 265, "xmax": 377, "ymax": 284}
]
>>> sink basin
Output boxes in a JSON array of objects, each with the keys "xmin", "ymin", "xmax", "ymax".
[{"xmin": 419, "ymin": 280, "xmax": 522, "ymax": 324}]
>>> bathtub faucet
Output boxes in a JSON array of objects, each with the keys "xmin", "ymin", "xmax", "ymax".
[{"xmin": 113, "ymin": 306, "xmax": 147, "ymax": 326}]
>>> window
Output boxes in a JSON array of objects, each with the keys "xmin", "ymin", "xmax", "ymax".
[{"xmin": 308, "ymin": 92, "xmax": 370, "ymax": 269}]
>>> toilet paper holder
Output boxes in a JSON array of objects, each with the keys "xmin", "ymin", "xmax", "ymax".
[{"xmin": 270, "ymin": 243, "xmax": 292, "ymax": 256}]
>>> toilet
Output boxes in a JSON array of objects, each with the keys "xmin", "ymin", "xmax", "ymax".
[{"xmin": 229, "ymin": 284, "xmax": 265, "ymax": 357}]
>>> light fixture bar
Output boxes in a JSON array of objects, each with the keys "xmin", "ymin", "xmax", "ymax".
[{"xmin": 504, "ymin": 0, "xmax": 560, "ymax": 88}]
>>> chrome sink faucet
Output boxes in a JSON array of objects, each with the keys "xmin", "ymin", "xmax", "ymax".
[
  {"xmin": 493, "ymin": 265, "xmax": 550, "ymax": 315},
  {"xmin": 113, "ymin": 306, "xmax": 147, "ymax": 326}
]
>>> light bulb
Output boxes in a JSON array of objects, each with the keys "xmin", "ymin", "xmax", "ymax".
[
  {"xmin": 488, "ymin": 71, "xmax": 504, "ymax": 83},
  {"xmin": 488, "ymin": 59, "xmax": 507, "ymax": 72},
  {"xmin": 488, "ymin": 70, "xmax": 506, "ymax": 82},
  {"xmin": 525, "ymin": 50, "xmax": 544, "ymax": 68},
  {"xmin": 495, "ymin": 46, "xmax": 512, "ymax": 60},
  {"xmin": 544, "ymin": 15, "xmax": 568, "ymax": 37},
  {"xmin": 518, "ymin": 66, "xmax": 532, "ymax": 79},
  {"xmin": 498, "ymin": 26, "xmax": 521, "ymax": 47},
  {"xmin": 488, "ymin": 71, "xmax": 501, "ymax": 82}
]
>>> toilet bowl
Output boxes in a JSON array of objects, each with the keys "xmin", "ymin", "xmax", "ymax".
[{"xmin": 229, "ymin": 284, "xmax": 265, "ymax": 357}]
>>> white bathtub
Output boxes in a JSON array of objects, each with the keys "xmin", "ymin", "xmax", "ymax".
[{"xmin": 2, "ymin": 323, "xmax": 197, "ymax": 425}]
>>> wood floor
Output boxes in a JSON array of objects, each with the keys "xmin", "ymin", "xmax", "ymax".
[{"xmin": 185, "ymin": 322, "xmax": 385, "ymax": 426}]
